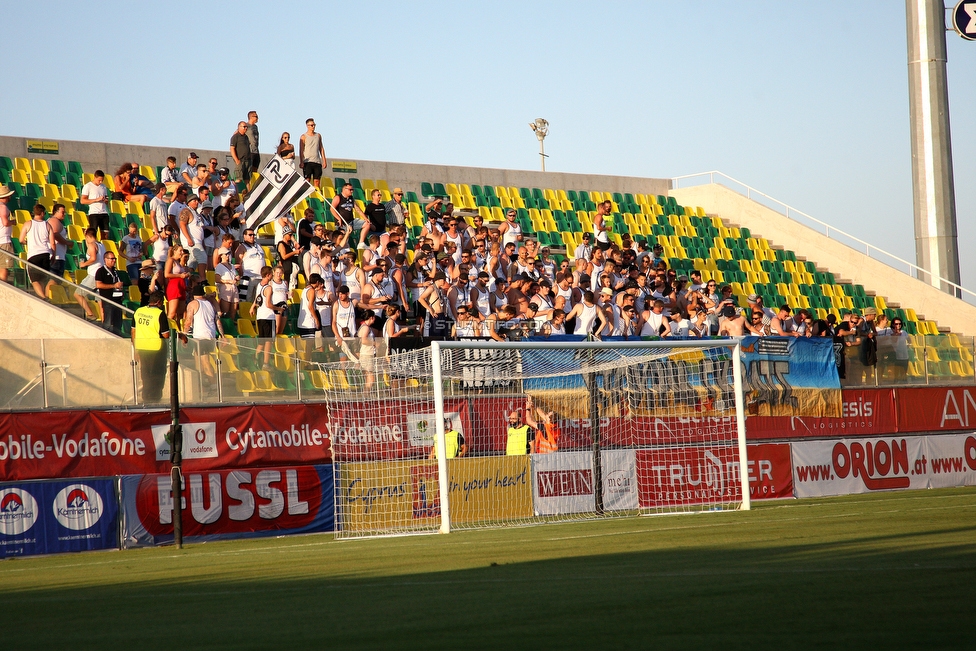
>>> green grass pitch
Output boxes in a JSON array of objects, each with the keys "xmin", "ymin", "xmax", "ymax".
[{"xmin": 1, "ymin": 487, "xmax": 974, "ymax": 650}]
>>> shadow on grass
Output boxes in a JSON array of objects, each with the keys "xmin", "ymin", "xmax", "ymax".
[{"xmin": 2, "ymin": 527, "xmax": 974, "ymax": 651}]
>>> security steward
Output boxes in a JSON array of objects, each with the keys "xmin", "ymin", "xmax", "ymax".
[
  {"xmin": 429, "ymin": 418, "xmax": 468, "ymax": 460},
  {"xmin": 506, "ymin": 400, "xmax": 539, "ymax": 456},
  {"xmin": 131, "ymin": 291, "xmax": 181, "ymax": 403}
]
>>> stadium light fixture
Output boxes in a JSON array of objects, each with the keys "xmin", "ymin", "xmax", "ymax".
[{"xmin": 529, "ymin": 118, "xmax": 549, "ymax": 172}]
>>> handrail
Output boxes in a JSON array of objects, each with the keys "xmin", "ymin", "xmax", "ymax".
[
  {"xmin": 0, "ymin": 247, "xmax": 135, "ymax": 329},
  {"xmin": 671, "ymin": 171, "xmax": 976, "ymax": 304}
]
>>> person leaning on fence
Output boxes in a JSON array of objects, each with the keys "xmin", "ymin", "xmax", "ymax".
[
  {"xmin": 132, "ymin": 291, "xmax": 180, "ymax": 403},
  {"xmin": 430, "ymin": 418, "xmax": 467, "ymax": 460},
  {"xmin": 506, "ymin": 398, "xmax": 539, "ymax": 455}
]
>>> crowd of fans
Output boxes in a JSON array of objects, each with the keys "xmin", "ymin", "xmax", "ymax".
[{"xmin": 0, "ymin": 111, "xmax": 911, "ymax": 386}]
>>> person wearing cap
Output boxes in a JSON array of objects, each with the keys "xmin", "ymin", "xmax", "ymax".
[
  {"xmin": 299, "ymin": 118, "xmax": 327, "ymax": 188},
  {"xmin": 178, "ymin": 194, "xmax": 208, "ymax": 274},
  {"xmin": 211, "ymin": 166, "xmax": 236, "ymax": 208},
  {"xmin": 179, "ymin": 152, "xmax": 199, "ymax": 187},
  {"xmin": 419, "ymin": 272, "xmax": 453, "ymax": 338},
  {"xmin": 230, "ymin": 121, "xmax": 252, "ymax": 187},
  {"xmin": 573, "ymin": 231, "xmax": 593, "ymax": 262},
  {"xmin": 360, "ymin": 265, "xmax": 394, "ymax": 327},
  {"xmin": 718, "ymin": 304, "xmax": 746, "ymax": 336},
  {"xmin": 0, "ymin": 184, "xmax": 16, "ymax": 283}
]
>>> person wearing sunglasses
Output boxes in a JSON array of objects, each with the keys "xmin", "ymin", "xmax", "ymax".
[{"xmin": 299, "ymin": 118, "xmax": 326, "ymax": 188}]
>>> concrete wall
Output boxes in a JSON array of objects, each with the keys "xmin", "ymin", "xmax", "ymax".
[
  {"xmin": 671, "ymin": 184, "xmax": 976, "ymax": 336},
  {"xmin": 0, "ymin": 134, "xmax": 670, "ymax": 197},
  {"xmin": 0, "ymin": 279, "xmax": 117, "ymax": 340}
]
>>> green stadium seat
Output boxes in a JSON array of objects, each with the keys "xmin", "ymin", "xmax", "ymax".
[
  {"xmin": 67, "ymin": 161, "xmax": 84, "ymax": 176},
  {"xmin": 433, "ymin": 183, "xmax": 447, "ymax": 197}
]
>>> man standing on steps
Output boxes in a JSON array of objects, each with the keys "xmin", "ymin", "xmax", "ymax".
[
  {"xmin": 231, "ymin": 121, "xmax": 252, "ymax": 190},
  {"xmin": 132, "ymin": 291, "xmax": 175, "ymax": 403},
  {"xmin": 246, "ymin": 110, "xmax": 260, "ymax": 173},
  {"xmin": 299, "ymin": 118, "xmax": 327, "ymax": 189}
]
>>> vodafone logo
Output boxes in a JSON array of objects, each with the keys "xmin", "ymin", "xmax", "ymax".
[
  {"xmin": 0, "ymin": 488, "xmax": 39, "ymax": 536},
  {"xmin": 53, "ymin": 484, "xmax": 104, "ymax": 530},
  {"xmin": 151, "ymin": 422, "xmax": 218, "ymax": 461}
]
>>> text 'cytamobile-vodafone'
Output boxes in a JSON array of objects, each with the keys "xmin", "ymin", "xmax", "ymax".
[{"xmin": 792, "ymin": 434, "xmax": 976, "ymax": 497}]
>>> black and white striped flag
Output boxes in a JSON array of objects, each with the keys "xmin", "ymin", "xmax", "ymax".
[{"xmin": 242, "ymin": 156, "xmax": 314, "ymax": 231}]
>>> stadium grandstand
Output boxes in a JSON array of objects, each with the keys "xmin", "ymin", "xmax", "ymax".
[{"xmin": 0, "ymin": 135, "xmax": 973, "ymax": 391}]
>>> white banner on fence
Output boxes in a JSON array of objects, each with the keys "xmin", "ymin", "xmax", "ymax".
[
  {"xmin": 792, "ymin": 433, "xmax": 976, "ymax": 498},
  {"xmin": 532, "ymin": 449, "xmax": 637, "ymax": 515}
]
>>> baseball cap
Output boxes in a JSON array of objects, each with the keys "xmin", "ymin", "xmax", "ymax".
[
  {"xmin": 188, "ymin": 152, "xmax": 198, "ymax": 158},
  {"xmin": 864, "ymin": 307, "xmax": 877, "ymax": 316},
  {"xmin": 186, "ymin": 194, "xmax": 200, "ymax": 203},
  {"xmin": 218, "ymin": 167, "xmax": 230, "ymax": 175},
  {"xmin": 721, "ymin": 305, "xmax": 737, "ymax": 318},
  {"xmin": 747, "ymin": 293, "xmax": 759, "ymax": 302}
]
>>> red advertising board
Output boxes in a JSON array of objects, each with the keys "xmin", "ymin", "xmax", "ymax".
[
  {"xmin": 636, "ymin": 443, "xmax": 793, "ymax": 508},
  {"xmin": 747, "ymin": 389, "xmax": 897, "ymax": 440},
  {"xmin": 895, "ymin": 386, "xmax": 976, "ymax": 433},
  {"xmin": 0, "ymin": 405, "xmax": 335, "ymax": 482}
]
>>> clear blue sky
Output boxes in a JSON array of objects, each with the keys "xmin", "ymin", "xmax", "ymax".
[{"xmin": 3, "ymin": 1, "xmax": 974, "ymax": 287}]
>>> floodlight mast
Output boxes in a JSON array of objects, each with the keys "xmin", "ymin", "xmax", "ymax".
[{"xmin": 529, "ymin": 118, "xmax": 549, "ymax": 171}]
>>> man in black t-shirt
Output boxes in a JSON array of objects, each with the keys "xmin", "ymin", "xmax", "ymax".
[
  {"xmin": 94, "ymin": 252, "xmax": 125, "ymax": 334},
  {"xmin": 362, "ymin": 189, "xmax": 388, "ymax": 251},
  {"xmin": 230, "ymin": 121, "xmax": 252, "ymax": 187}
]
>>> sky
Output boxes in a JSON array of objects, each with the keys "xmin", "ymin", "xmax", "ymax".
[{"xmin": 3, "ymin": 1, "xmax": 974, "ymax": 289}]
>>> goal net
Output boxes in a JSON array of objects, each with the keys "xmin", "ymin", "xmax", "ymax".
[{"xmin": 323, "ymin": 339, "xmax": 749, "ymax": 539}]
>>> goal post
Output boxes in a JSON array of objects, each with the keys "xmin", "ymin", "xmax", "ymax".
[{"xmin": 330, "ymin": 338, "xmax": 750, "ymax": 539}]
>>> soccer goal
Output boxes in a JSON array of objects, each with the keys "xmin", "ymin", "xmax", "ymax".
[{"xmin": 328, "ymin": 339, "xmax": 749, "ymax": 539}]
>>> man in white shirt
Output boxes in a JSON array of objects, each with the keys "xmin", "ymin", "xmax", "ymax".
[
  {"xmin": 574, "ymin": 232, "xmax": 593, "ymax": 261},
  {"xmin": 0, "ymin": 185, "xmax": 14, "ymax": 283},
  {"xmin": 80, "ymin": 170, "xmax": 110, "ymax": 239},
  {"xmin": 179, "ymin": 153, "xmax": 199, "ymax": 186},
  {"xmin": 168, "ymin": 185, "xmax": 188, "ymax": 222},
  {"xmin": 148, "ymin": 183, "xmax": 171, "ymax": 235},
  {"xmin": 179, "ymin": 194, "xmax": 208, "ymax": 274},
  {"xmin": 211, "ymin": 167, "xmax": 236, "ymax": 208}
]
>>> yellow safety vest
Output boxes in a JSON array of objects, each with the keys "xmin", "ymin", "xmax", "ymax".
[
  {"xmin": 434, "ymin": 430, "xmax": 462, "ymax": 460},
  {"xmin": 133, "ymin": 306, "xmax": 164, "ymax": 351},
  {"xmin": 506, "ymin": 425, "xmax": 530, "ymax": 456}
]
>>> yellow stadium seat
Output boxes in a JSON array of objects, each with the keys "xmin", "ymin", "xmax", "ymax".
[
  {"xmin": 32, "ymin": 159, "xmax": 50, "ymax": 174},
  {"xmin": 14, "ymin": 158, "xmax": 30, "ymax": 172},
  {"xmin": 11, "ymin": 169, "xmax": 29, "ymax": 185},
  {"xmin": 61, "ymin": 184, "xmax": 79, "ymax": 202},
  {"xmin": 237, "ymin": 319, "xmax": 258, "ymax": 338},
  {"xmin": 47, "ymin": 285, "xmax": 71, "ymax": 305}
]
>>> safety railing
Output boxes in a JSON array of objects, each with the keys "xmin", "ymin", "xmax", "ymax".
[
  {"xmin": 0, "ymin": 247, "xmax": 135, "ymax": 336},
  {"xmin": 0, "ymin": 334, "xmax": 972, "ymax": 411},
  {"xmin": 671, "ymin": 171, "xmax": 976, "ymax": 305}
]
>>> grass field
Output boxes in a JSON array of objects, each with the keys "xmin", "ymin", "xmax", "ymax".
[{"xmin": 2, "ymin": 488, "xmax": 975, "ymax": 650}]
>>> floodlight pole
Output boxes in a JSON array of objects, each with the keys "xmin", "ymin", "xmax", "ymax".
[
  {"xmin": 530, "ymin": 119, "xmax": 549, "ymax": 172},
  {"xmin": 906, "ymin": 0, "xmax": 960, "ymax": 295}
]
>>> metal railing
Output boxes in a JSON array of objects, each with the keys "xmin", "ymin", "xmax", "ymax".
[
  {"xmin": 671, "ymin": 171, "xmax": 976, "ymax": 304},
  {"xmin": 0, "ymin": 334, "xmax": 972, "ymax": 411},
  {"xmin": 0, "ymin": 247, "xmax": 135, "ymax": 335}
]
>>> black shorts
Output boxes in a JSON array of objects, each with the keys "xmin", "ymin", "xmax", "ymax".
[
  {"xmin": 27, "ymin": 253, "xmax": 51, "ymax": 284},
  {"xmin": 256, "ymin": 319, "xmax": 274, "ymax": 338},
  {"xmin": 49, "ymin": 258, "xmax": 65, "ymax": 281},
  {"xmin": 297, "ymin": 327, "xmax": 318, "ymax": 339},
  {"xmin": 596, "ymin": 240, "xmax": 611, "ymax": 251},
  {"xmin": 303, "ymin": 162, "xmax": 323, "ymax": 180},
  {"xmin": 89, "ymin": 213, "xmax": 109, "ymax": 233}
]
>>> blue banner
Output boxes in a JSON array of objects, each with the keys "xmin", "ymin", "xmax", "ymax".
[
  {"xmin": 739, "ymin": 336, "xmax": 841, "ymax": 417},
  {"xmin": 0, "ymin": 478, "xmax": 119, "ymax": 558}
]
